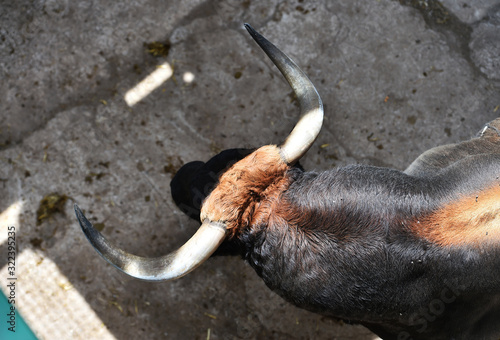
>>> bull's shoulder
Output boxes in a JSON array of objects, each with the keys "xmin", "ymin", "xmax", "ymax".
[{"xmin": 404, "ymin": 117, "xmax": 500, "ymax": 177}]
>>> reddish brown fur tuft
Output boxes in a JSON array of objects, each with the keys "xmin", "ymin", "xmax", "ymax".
[
  {"xmin": 200, "ymin": 145, "xmax": 292, "ymax": 237},
  {"xmin": 412, "ymin": 185, "xmax": 500, "ymax": 247}
]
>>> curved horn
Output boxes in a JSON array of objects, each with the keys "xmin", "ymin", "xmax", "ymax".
[
  {"xmin": 244, "ymin": 23, "xmax": 324, "ymax": 164},
  {"xmin": 75, "ymin": 204, "xmax": 226, "ymax": 281}
]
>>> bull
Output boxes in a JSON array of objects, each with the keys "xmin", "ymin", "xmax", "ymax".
[{"xmin": 75, "ymin": 24, "xmax": 500, "ymax": 339}]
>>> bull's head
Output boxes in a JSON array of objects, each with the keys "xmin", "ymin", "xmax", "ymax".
[{"xmin": 74, "ymin": 24, "xmax": 324, "ymax": 281}]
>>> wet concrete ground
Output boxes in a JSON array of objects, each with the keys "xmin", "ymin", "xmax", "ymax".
[{"xmin": 1, "ymin": 0, "xmax": 499, "ymax": 339}]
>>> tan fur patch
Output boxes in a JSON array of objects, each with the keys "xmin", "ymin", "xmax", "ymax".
[
  {"xmin": 200, "ymin": 145, "xmax": 292, "ymax": 237},
  {"xmin": 413, "ymin": 185, "xmax": 500, "ymax": 247}
]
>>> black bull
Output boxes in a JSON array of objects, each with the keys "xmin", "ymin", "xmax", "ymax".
[{"xmin": 75, "ymin": 24, "xmax": 500, "ymax": 339}]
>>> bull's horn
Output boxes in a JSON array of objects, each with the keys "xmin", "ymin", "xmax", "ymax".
[
  {"xmin": 75, "ymin": 204, "xmax": 226, "ymax": 281},
  {"xmin": 244, "ymin": 23, "xmax": 324, "ymax": 164}
]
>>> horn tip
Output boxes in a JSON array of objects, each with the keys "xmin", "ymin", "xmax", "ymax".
[
  {"xmin": 74, "ymin": 203, "xmax": 97, "ymax": 238},
  {"xmin": 74, "ymin": 203, "xmax": 83, "ymax": 221},
  {"xmin": 243, "ymin": 23, "xmax": 260, "ymax": 40}
]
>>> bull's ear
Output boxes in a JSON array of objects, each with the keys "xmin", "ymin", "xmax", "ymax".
[
  {"xmin": 202, "ymin": 148, "xmax": 255, "ymax": 172},
  {"xmin": 171, "ymin": 148, "xmax": 255, "ymax": 221},
  {"xmin": 170, "ymin": 161, "xmax": 205, "ymax": 219}
]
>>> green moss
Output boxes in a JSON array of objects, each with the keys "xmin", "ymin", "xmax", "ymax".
[
  {"xmin": 145, "ymin": 41, "xmax": 171, "ymax": 57},
  {"xmin": 36, "ymin": 193, "xmax": 68, "ymax": 225}
]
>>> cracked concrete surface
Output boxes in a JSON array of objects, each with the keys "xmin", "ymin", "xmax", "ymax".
[{"xmin": 1, "ymin": 1, "xmax": 499, "ymax": 339}]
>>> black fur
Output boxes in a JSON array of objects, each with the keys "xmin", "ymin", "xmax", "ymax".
[
  {"xmin": 240, "ymin": 165, "xmax": 500, "ymax": 339},
  {"xmin": 170, "ymin": 121, "xmax": 500, "ymax": 339}
]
